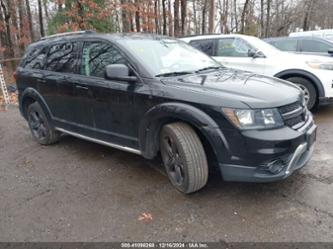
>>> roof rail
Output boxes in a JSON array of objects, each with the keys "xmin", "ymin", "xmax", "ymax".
[
  {"xmin": 180, "ymin": 33, "xmax": 220, "ymax": 38},
  {"xmin": 40, "ymin": 30, "xmax": 96, "ymax": 40}
]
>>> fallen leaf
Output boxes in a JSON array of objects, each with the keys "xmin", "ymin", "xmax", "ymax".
[{"xmin": 138, "ymin": 212, "xmax": 153, "ymax": 222}]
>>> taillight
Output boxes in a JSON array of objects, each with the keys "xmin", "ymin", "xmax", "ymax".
[{"xmin": 13, "ymin": 71, "xmax": 17, "ymax": 81}]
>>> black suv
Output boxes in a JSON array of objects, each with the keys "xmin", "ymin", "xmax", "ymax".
[{"xmin": 17, "ymin": 32, "xmax": 317, "ymax": 194}]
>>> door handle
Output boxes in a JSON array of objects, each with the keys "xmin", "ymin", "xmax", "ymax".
[{"xmin": 75, "ymin": 85, "xmax": 89, "ymax": 90}]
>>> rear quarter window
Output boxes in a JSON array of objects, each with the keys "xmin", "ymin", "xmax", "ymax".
[{"xmin": 20, "ymin": 46, "xmax": 48, "ymax": 70}]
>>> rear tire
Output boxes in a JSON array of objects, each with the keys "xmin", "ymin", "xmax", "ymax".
[
  {"xmin": 160, "ymin": 122, "xmax": 209, "ymax": 194},
  {"xmin": 285, "ymin": 77, "xmax": 317, "ymax": 110},
  {"xmin": 27, "ymin": 102, "xmax": 60, "ymax": 145}
]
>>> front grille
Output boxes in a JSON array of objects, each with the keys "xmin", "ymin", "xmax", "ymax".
[
  {"xmin": 279, "ymin": 101, "xmax": 308, "ymax": 130},
  {"xmin": 279, "ymin": 101, "xmax": 300, "ymax": 114}
]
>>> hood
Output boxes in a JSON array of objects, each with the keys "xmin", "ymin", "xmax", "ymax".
[{"xmin": 162, "ymin": 68, "xmax": 302, "ymax": 109}]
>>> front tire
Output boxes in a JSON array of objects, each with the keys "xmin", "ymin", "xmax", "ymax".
[
  {"xmin": 160, "ymin": 122, "xmax": 209, "ymax": 194},
  {"xmin": 285, "ymin": 77, "xmax": 317, "ymax": 110},
  {"xmin": 27, "ymin": 102, "xmax": 60, "ymax": 145}
]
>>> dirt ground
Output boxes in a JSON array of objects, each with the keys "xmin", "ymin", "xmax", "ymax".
[{"xmin": 0, "ymin": 105, "xmax": 332, "ymax": 242}]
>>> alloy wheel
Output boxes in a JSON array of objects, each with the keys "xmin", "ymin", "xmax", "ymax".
[{"xmin": 161, "ymin": 135, "xmax": 185, "ymax": 186}]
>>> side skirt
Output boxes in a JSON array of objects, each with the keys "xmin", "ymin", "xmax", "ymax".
[{"xmin": 55, "ymin": 127, "xmax": 142, "ymax": 155}]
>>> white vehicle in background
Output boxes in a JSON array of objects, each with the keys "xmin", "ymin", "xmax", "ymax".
[
  {"xmin": 181, "ymin": 34, "xmax": 333, "ymax": 109},
  {"xmin": 290, "ymin": 29, "xmax": 333, "ymax": 41}
]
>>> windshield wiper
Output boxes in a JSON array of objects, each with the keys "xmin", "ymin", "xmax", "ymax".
[
  {"xmin": 155, "ymin": 71, "xmax": 194, "ymax": 77},
  {"xmin": 195, "ymin": 66, "xmax": 223, "ymax": 73}
]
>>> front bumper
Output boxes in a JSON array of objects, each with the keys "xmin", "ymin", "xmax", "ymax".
[{"xmin": 218, "ymin": 117, "xmax": 317, "ymax": 183}]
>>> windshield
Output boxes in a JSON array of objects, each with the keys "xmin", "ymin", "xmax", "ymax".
[
  {"xmin": 246, "ymin": 36, "xmax": 282, "ymax": 56},
  {"xmin": 122, "ymin": 39, "xmax": 220, "ymax": 76}
]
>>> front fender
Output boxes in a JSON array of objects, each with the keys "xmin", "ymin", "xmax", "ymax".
[{"xmin": 139, "ymin": 102, "xmax": 230, "ymax": 161}]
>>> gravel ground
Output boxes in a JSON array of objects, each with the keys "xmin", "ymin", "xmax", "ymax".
[{"xmin": 0, "ymin": 106, "xmax": 332, "ymax": 242}]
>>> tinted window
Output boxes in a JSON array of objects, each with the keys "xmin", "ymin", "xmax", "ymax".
[
  {"xmin": 21, "ymin": 46, "xmax": 48, "ymax": 69},
  {"xmin": 272, "ymin": 40, "xmax": 298, "ymax": 51},
  {"xmin": 190, "ymin": 39, "xmax": 214, "ymax": 56},
  {"xmin": 80, "ymin": 42, "xmax": 127, "ymax": 78},
  {"xmin": 45, "ymin": 42, "xmax": 80, "ymax": 73},
  {"xmin": 217, "ymin": 38, "xmax": 253, "ymax": 57},
  {"xmin": 301, "ymin": 40, "xmax": 331, "ymax": 53}
]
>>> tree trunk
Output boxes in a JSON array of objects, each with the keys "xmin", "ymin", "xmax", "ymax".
[
  {"xmin": 240, "ymin": 0, "xmax": 249, "ymax": 34},
  {"xmin": 37, "ymin": 0, "xmax": 45, "ymax": 37},
  {"xmin": 192, "ymin": 0, "xmax": 198, "ymax": 34},
  {"xmin": 260, "ymin": 0, "xmax": 264, "ymax": 37},
  {"xmin": 162, "ymin": 0, "xmax": 167, "ymax": 35},
  {"xmin": 0, "ymin": 0, "xmax": 14, "ymax": 59},
  {"xmin": 303, "ymin": 0, "xmax": 314, "ymax": 31},
  {"xmin": 208, "ymin": 0, "xmax": 214, "ymax": 33},
  {"xmin": 43, "ymin": 0, "xmax": 50, "ymax": 23},
  {"xmin": 168, "ymin": 0, "xmax": 173, "ymax": 36},
  {"xmin": 180, "ymin": 0, "xmax": 186, "ymax": 35},
  {"xmin": 264, "ymin": 0, "xmax": 271, "ymax": 37},
  {"xmin": 25, "ymin": 0, "xmax": 34, "ymax": 41},
  {"xmin": 120, "ymin": 0, "xmax": 130, "ymax": 32},
  {"xmin": 202, "ymin": 0, "xmax": 208, "ymax": 34},
  {"xmin": 0, "ymin": 3, "xmax": 7, "ymax": 58},
  {"xmin": 17, "ymin": 0, "xmax": 25, "ymax": 54},
  {"xmin": 174, "ymin": 0, "xmax": 180, "ymax": 37},
  {"xmin": 154, "ymin": 0, "xmax": 159, "ymax": 34},
  {"xmin": 233, "ymin": 0, "xmax": 238, "ymax": 32},
  {"xmin": 134, "ymin": 0, "xmax": 141, "ymax": 32}
]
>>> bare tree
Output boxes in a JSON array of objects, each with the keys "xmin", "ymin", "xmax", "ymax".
[
  {"xmin": 260, "ymin": 0, "xmax": 264, "ymax": 37},
  {"xmin": 174, "ymin": 0, "xmax": 180, "ymax": 36},
  {"xmin": 135, "ymin": 0, "xmax": 141, "ymax": 32},
  {"xmin": 303, "ymin": 0, "xmax": 314, "ymax": 31},
  {"xmin": 120, "ymin": 0, "xmax": 130, "ymax": 32},
  {"xmin": 265, "ymin": 0, "xmax": 271, "ymax": 37},
  {"xmin": 0, "ymin": 0, "xmax": 14, "ymax": 59},
  {"xmin": 37, "ymin": 0, "xmax": 45, "ymax": 37},
  {"xmin": 162, "ymin": 0, "xmax": 167, "ymax": 34},
  {"xmin": 202, "ymin": 0, "xmax": 208, "ymax": 34},
  {"xmin": 180, "ymin": 0, "xmax": 187, "ymax": 35},
  {"xmin": 208, "ymin": 0, "xmax": 215, "ymax": 33},
  {"xmin": 240, "ymin": 0, "xmax": 250, "ymax": 34}
]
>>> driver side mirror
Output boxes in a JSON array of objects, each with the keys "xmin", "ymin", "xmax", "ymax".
[
  {"xmin": 248, "ymin": 49, "xmax": 265, "ymax": 58},
  {"xmin": 328, "ymin": 48, "xmax": 333, "ymax": 56},
  {"xmin": 105, "ymin": 64, "xmax": 137, "ymax": 83}
]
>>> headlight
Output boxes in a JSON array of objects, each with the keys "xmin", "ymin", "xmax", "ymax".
[
  {"xmin": 223, "ymin": 108, "xmax": 284, "ymax": 130},
  {"xmin": 306, "ymin": 61, "xmax": 333, "ymax": 70}
]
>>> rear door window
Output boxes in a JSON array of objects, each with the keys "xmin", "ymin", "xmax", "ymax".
[
  {"xmin": 80, "ymin": 41, "xmax": 127, "ymax": 78},
  {"xmin": 189, "ymin": 39, "xmax": 214, "ymax": 56},
  {"xmin": 45, "ymin": 41, "xmax": 80, "ymax": 73},
  {"xmin": 301, "ymin": 40, "xmax": 331, "ymax": 53}
]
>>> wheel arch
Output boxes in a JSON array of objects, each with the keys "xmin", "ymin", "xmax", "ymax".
[
  {"xmin": 20, "ymin": 88, "xmax": 53, "ymax": 124},
  {"xmin": 138, "ymin": 102, "xmax": 230, "ymax": 164},
  {"xmin": 274, "ymin": 69, "xmax": 325, "ymax": 98}
]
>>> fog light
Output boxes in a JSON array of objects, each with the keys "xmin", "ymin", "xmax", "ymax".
[
  {"xmin": 266, "ymin": 159, "xmax": 285, "ymax": 174},
  {"xmin": 260, "ymin": 155, "xmax": 291, "ymax": 174}
]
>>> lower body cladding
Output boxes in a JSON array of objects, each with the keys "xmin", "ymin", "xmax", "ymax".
[{"xmin": 218, "ymin": 117, "xmax": 317, "ymax": 183}]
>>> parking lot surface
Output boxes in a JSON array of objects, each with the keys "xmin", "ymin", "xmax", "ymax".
[{"xmin": 0, "ymin": 106, "xmax": 333, "ymax": 242}]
